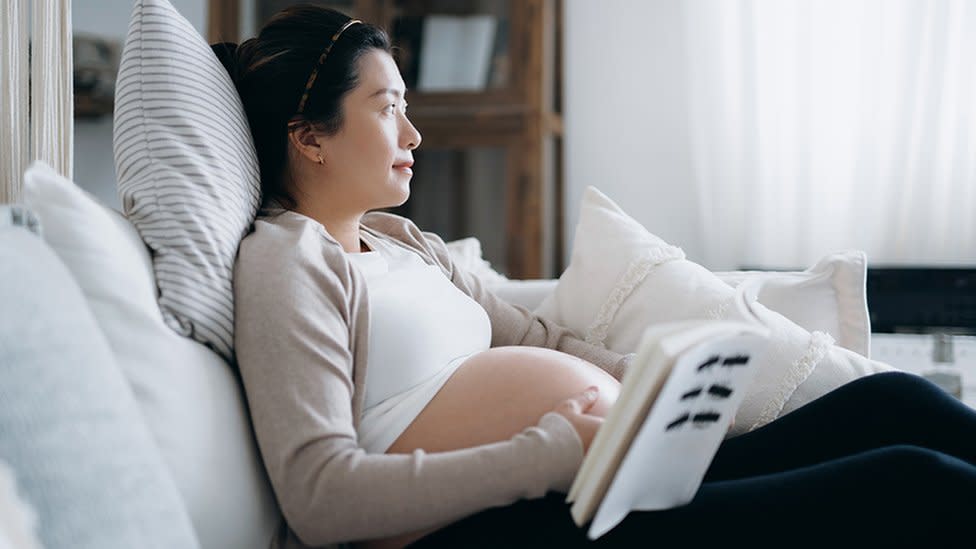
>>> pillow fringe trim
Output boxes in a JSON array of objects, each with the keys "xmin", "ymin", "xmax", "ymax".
[
  {"xmin": 749, "ymin": 330, "xmax": 835, "ymax": 431},
  {"xmin": 583, "ymin": 245, "xmax": 684, "ymax": 347}
]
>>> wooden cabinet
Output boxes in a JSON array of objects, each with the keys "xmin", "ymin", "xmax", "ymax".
[{"xmin": 210, "ymin": 0, "xmax": 564, "ymax": 278}]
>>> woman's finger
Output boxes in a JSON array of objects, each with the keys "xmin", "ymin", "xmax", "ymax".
[
  {"xmin": 556, "ymin": 386, "xmax": 599, "ymax": 416},
  {"xmin": 579, "ymin": 386, "xmax": 599, "ymax": 413}
]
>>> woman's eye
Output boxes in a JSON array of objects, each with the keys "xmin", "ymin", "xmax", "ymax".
[{"xmin": 384, "ymin": 102, "xmax": 407, "ymax": 115}]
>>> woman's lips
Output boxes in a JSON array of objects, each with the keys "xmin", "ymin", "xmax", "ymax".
[{"xmin": 393, "ymin": 161, "xmax": 413, "ymax": 175}]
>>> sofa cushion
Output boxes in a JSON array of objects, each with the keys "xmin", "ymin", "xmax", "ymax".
[
  {"xmin": 22, "ymin": 161, "xmax": 278, "ymax": 549},
  {"xmin": 113, "ymin": 0, "xmax": 261, "ymax": 362},
  {"xmin": 0, "ymin": 221, "xmax": 200, "ymax": 549},
  {"xmin": 0, "ymin": 458, "xmax": 43, "ymax": 548},
  {"xmin": 534, "ymin": 186, "xmax": 895, "ymax": 434},
  {"xmin": 447, "ymin": 235, "xmax": 871, "ymax": 355},
  {"xmin": 714, "ymin": 251, "xmax": 872, "ymax": 357}
]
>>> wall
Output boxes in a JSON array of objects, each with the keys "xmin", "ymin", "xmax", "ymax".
[
  {"xmin": 72, "ymin": 0, "xmax": 206, "ymax": 210},
  {"xmin": 563, "ymin": 0, "xmax": 703, "ymax": 265}
]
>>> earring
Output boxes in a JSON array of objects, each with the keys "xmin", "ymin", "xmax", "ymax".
[{"xmin": 316, "ymin": 155, "xmax": 324, "ymax": 165}]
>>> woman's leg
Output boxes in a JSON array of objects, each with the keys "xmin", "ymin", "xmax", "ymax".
[
  {"xmin": 705, "ymin": 371, "xmax": 976, "ymax": 481},
  {"xmin": 408, "ymin": 445, "xmax": 976, "ymax": 548},
  {"xmin": 604, "ymin": 445, "xmax": 976, "ymax": 547}
]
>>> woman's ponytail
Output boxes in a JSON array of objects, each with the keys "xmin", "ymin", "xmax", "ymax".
[
  {"xmin": 211, "ymin": 39, "xmax": 258, "ymax": 87},
  {"xmin": 211, "ymin": 41, "xmax": 241, "ymax": 85}
]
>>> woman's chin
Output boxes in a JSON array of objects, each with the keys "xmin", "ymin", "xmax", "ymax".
[
  {"xmin": 390, "ymin": 183, "xmax": 410, "ymax": 207},
  {"xmin": 370, "ymin": 183, "xmax": 410, "ymax": 211}
]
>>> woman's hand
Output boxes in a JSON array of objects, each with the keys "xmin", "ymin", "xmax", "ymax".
[{"xmin": 553, "ymin": 386, "xmax": 604, "ymax": 455}]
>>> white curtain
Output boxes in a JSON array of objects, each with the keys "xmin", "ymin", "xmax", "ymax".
[
  {"xmin": 32, "ymin": 0, "xmax": 74, "ymax": 181},
  {"xmin": 1, "ymin": 0, "xmax": 30, "ymax": 204},
  {"xmin": 0, "ymin": 0, "xmax": 73, "ymax": 204},
  {"xmin": 683, "ymin": 0, "xmax": 976, "ymax": 269}
]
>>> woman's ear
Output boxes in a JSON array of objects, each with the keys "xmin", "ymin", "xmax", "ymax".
[{"xmin": 287, "ymin": 121, "xmax": 324, "ymax": 165}]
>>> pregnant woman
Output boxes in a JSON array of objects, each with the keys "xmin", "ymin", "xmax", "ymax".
[{"xmin": 222, "ymin": 6, "xmax": 976, "ymax": 549}]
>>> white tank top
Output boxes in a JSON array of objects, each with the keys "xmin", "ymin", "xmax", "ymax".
[{"xmin": 347, "ymin": 227, "xmax": 492, "ymax": 453}]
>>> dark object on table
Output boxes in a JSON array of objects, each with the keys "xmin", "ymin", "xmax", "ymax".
[{"xmin": 867, "ymin": 267, "xmax": 976, "ymax": 335}]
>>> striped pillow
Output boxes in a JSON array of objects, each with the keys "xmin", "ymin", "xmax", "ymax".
[{"xmin": 113, "ymin": 0, "xmax": 260, "ymax": 362}]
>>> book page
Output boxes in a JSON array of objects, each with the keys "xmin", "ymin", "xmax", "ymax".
[
  {"xmin": 568, "ymin": 322, "xmax": 692, "ymax": 506},
  {"xmin": 568, "ymin": 320, "xmax": 765, "ymax": 519},
  {"xmin": 587, "ymin": 334, "xmax": 766, "ymax": 540}
]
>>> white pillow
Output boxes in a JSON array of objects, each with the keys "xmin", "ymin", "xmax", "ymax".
[
  {"xmin": 535, "ymin": 185, "xmax": 895, "ymax": 434},
  {"xmin": 445, "ymin": 236, "xmax": 510, "ymax": 286},
  {"xmin": 113, "ymin": 0, "xmax": 261, "ymax": 362},
  {"xmin": 715, "ymin": 251, "xmax": 872, "ymax": 357},
  {"xmin": 0, "ymin": 461, "xmax": 42, "ymax": 549},
  {"xmin": 447, "ymin": 236, "xmax": 871, "ymax": 355},
  {"xmin": 23, "ymin": 162, "xmax": 278, "ymax": 549},
  {"xmin": 1, "ymin": 220, "xmax": 201, "ymax": 549}
]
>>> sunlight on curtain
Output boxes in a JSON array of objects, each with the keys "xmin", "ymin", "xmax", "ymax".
[
  {"xmin": 684, "ymin": 0, "xmax": 976, "ymax": 269},
  {"xmin": 31, "ymin": 0, "xmax": 74, "ymax": 181},
  {"xmin": 0, "ymin": 0, "xmax": 73, "ymax": 203}
]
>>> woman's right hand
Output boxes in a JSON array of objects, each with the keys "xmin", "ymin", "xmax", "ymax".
[{"xmin": 553, "ymin": 386, "xmax": 604, "ymax": 455}]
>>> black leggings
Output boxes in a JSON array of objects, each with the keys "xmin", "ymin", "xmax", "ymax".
[{"xmin": 408, "ymin": 372, "xmax": 976, "ymax": 547}]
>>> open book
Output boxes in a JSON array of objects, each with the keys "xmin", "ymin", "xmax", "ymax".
[{"xmin": 566, "ymin": 319, "xmax": 770, "ymax": 539}]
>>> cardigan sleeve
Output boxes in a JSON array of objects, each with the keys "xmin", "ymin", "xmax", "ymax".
[{"xmin": 234, "ymin": 217, "xmax": 585, "ymax": 546}]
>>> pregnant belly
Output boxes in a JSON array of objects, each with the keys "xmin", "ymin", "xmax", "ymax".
[
  {"xmin": 355, "ymin": 346, "xmax": 622, "ymax": 549},
  {"xmin": 386, "ymin": 345, "xmax": 622, "ymax": 454}
]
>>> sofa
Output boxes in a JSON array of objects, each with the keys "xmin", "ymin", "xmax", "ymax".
[
  {"xmin": 0, "ymin": 0, "xmax": 899, "ymax": 544},
  {"xmin": 4, "ymin": 194, "xmax": 553, "ymax": 549},
  {"xmin": 0, "ymin": 162, "xmax": 895, "ymax": 548}
]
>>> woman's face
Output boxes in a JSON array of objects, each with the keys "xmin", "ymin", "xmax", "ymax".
[{"xmin": 317, "ymin": 49, "xmax": 422, "ymax": 211}]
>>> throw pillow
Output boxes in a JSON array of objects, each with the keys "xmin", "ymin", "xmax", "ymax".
[
  {"xmin": 22, "ymin": 161, "xmax": 278, "ymax": 549},
  {"xmin": 535, "ymin": 185, "xmax": 895, "ymax": 434},
  {"xmin": 715, "ymin": 250, "xmax": 871, "ymax": 357},
  {"xmin": 0, "ymin": 460, "xmax": 43, "ymax": 549},
  {"xmin": 0, "ymin": 222, "xmax": 199, "ymax": 549},
  {"xmin": 445, "ymin": 235, "xmax": 872, "ymax": 355},
  {"xmin": 113, "ymin": 0, "xmax": 261, "ymax": 362},
  {"xmin": 445, "ymin": 236, "xmax": 510, "ymax": 286}
]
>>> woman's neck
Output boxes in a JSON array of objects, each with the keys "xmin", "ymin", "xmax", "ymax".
[{"xmin": 295, "ymin": 203, "xmax": 366, "ymax": 254}]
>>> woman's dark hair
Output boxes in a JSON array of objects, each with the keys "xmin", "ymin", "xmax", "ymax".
[{"xmin": 211, "ymin": 5, "xmax": 391, "ymax": 210}]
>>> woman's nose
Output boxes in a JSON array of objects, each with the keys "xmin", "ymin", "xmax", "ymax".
[{"xmin": 402, "ymin": 117, "xmax": 422, "ymax": 150}]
